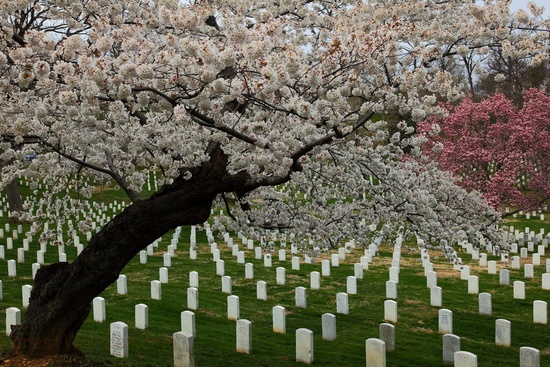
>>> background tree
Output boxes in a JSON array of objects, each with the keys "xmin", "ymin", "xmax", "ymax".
[
  {"xmin": 0, "ymin": 0, "xmax": 547, "ymax": 360},
  {"xmin": 419, "ymin": 89, "xmax": 550, "ymax": 212}
]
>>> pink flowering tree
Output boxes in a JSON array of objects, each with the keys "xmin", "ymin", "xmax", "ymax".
[
  {"xmin": 419, "ymin": 89, "xmax": 550, "ymax": 212},
  {"xmin": 0, "ymin": 0, "xmax": 547, "ymax": 360}
]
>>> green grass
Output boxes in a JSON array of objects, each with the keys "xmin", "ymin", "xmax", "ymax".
[{"xmin": 0, "ymin": 189, "xmax": 549, "ymax": 366}]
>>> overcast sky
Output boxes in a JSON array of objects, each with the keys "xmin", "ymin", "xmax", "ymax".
[{"xmin": 510, "ymin": 0, "xmax": 549, "ymax": 17}]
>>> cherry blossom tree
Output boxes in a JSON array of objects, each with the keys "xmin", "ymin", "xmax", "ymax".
[
  {"xmin": 0, "ymin": 0, "xmax": 547, "ymax": 360},
  {"xmin": 419, "ymin": 89, "xmax": 550, "ymax": 212}
]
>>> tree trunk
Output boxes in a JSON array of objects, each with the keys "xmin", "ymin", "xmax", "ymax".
[
  {"xmin": 7, "ymin": 145, "xmax": 249, "ymax": 358},
  {"xmin": 6, "ymin": 178, "xmax": 25, "ymax": 224}
]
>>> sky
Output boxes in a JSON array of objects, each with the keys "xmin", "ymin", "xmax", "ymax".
[{"xmin": 510, "ymin": 0, "xmax": 549, "ymax": 17}]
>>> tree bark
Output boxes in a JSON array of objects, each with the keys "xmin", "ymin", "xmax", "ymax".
[
  {"xmin": 7, "ymin": 145, "xmax": 250, "ymax": 358},
  {"xmin": 6, "ymin": 178, "xmax": 25, "ymax": 224}
]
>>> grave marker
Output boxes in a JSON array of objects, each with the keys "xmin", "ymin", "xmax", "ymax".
[
  {"xmin": 187, "ymin": 287, "xmax": 198, "ymax": 310},
  {"xmin": 236, "ymin": 319, "xmax": 252, "ymax": 354},
  {"xmin": 479, "ymin": 293, "xmax": 492, "ymax": 315},
  {"xmin": 110, "ymin": 322, "xmax": 129, "ymax": 358},
  {"xmin": 5, "ymin": 307, "xmax": 20, "ymax": 336},
  {"xmin": 379, "ymin": 323, "xmax": 395, "ymax": 352},
  {"xmin": 151, "ymin": 280, "xmax": 162, "ymax": 300},
  {"xmin": 257, "ymin": 281, "xmax": 267, "ymax": 301},
  {"xmin": 495, "ymin": 319, "xmax": 511, "ymax": 347},
  {"xmin": 442, "ymin": 334, "xmax": 460, "ymax": 365},
  {"xmin": 365, "ymin": 338, "xmax": 386, "ymax": 367},
  {"xmin": 500, "ymin": 269, "xmax": 510, "ymax": 285},
  {"xmin": 322, "ymin": 313, "xmax": 336, "ymax": 341},
  {"xmin": 296, "ymin": 286, "xmax": 307, "ymax": 308},
  {"xmin": 431, "ymin": 286, "xmax": 442, "ymax": 307},
  {"xmin": 384, "ymin": 300, "xmax": 397, "ymax": 323},
  {"xmin": 520, "ymin": 346, "xmax": 540, "ymax": 367},
  {"xmin": 173, "ymin": 331, "xmax": 194, "ymax": 367},
  {"xmin": 336, "ymin": 292, "xmax": 349, "ymax": 315},
  {"xmin": 93, "ymin": 297, "xmax": 106, "ymax": 322},
  {"xmin": 347, "ymin": 276, "xmax": 357, "ymax": 295},
  {"xmin": 533, "ymin": 300, "xmax": 547, "ymax": 324},
  {"xmin": 296, "ymin": 328, "xmax": 314, "ymax": 364},
  {"xmin": 454, "ymin": 351, "xmax": 477, "ymax": 367},
  {"xmin": 438, "ymin": 309, "xmax": 453, "ymax": 334},
  {"xmin": 386, "ymin": 281, "xmax": 397, "ymax": 299},
  {"xmin": 310, "ymin": 271, "xmax": 320, "ymax": 290},
  {"xmin": 514, "ymin": 281, "xmax": 526, "ymax": 299},
  {"xmin": 135, "ymin": 304, "xmax": 148, "ymax": 330},
  {"xmin": 181, "ymin": 310, "xmax": 196, "ymax": 336},
  {"xmin": 227, "ymin": 295, "xmax": 240, "ymax": 321},
  {"xmin": 273, "ymin": 305, "xmax": 286, "ymax": 333}
]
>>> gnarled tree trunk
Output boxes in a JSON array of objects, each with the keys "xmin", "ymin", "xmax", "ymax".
[
  {"xmin": 7, "ymin": 145, "xmax": 251, "ymax": 358},
  {"xmin": 6, "ymin": 178, "xmax": 25, "ymax": 224}
]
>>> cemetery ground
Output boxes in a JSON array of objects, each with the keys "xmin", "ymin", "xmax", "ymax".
[{"xmin": 0, "ymin": 187, "xmax": 549, "ymax": 366}]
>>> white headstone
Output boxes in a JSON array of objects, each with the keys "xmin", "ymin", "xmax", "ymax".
[
  {"xmin": 244, "ymin": 263, "xmax": 254, "ymax": 279},
  {"xmin": 272, "ymin": 305, "xmax": 286, "ymax": 334},
  {"xmin": 520, "ymin": 346, "xmax": 540, "ymax": 367},
  {"xmin": 296, "ymin": 328, "xmax": 314, "ymax": 364},
  {"xmin": 336, "ymin": 292, "xmax": 349, "ymax": 315},
  {"xmin": 354, "ymin": 263, "xmax": 364, "ymax": 279},
  {"xmin": 181, "ymin": 310, "xmax": 196, "ymax": 336},
  {"xmin": 135, "ymin": 303, "xmax": 148, "ymax": 330},
  {"xmin": 542, "ymin": 273, "xmax": 550, "ymax": 290},
  {"xmin": 347, "ymin": 276, "xmax": 357, "ymax": 295},
  {"xmin": 321, "ymin": 260, "xmax": 331, "ymax": 276},
  {"xmin": 427, "ymin": 271, "xmax": 437, "ymax": 288},
  {"xmin": 227, "ymin": 295, "xmax": 240, "ymax": 321},
  {"xmin": 236, "ymin": 319, "xmax": 252, "ymax": 354},
  {"xmin": 500, "ymin": 269, "xmax": 510, "ymax": 285},
  {"xmin": 295, "ymin": 286, "xmax": 307, "ymax": 308},
  {"xmin": 163, "ymin": 253, "xmax": 171, "ymax": 267},
  {"xmin": 310, "ymin": 271, "xmax": 320, "ymax": 290},
  {"xmin": 187, "ymin": 287, "xmax": 198, "ymax": 310},
  {"xmin": 514, "ymin": 281, "xmax": 526, "ymax": 299},
  {"xmin": 495, "ymin": 319, "xmax": 511, "ymax": 347},
  {"xmin": 110, "ymin": 322, "xmax": 129, "ymax": 358},
  {"xmin": 442, "ymin": 334, "xmax": 460, "ymax": 365},
  {"xmin": 7, "ymin": 259, "xmax": 16, "ymax": 277},
  {"xmin": 365, "ymin": 338, "xmax": 386, "ymax": 367},
  {"xmin": 438, "ymin": 309, "xmax": 453, "ymax": 334},
  {"xmin": 263, "ymin": 254, "xmax": 272, "ymax": 267},
  {"xmin": 276, "ymin": 267, "xmax": 286, "ymax": 285},
  {"xmin": 257, "ymin": 280, "xmax": 267, "ymax": 301},
  {"xmin": 379, "ymin": 323, "xmax": 395, "ymax": 352},
  {"xmin": 292, "ymin": 256, "xmax": 300, "ymax": 270},
  {"xmin": 151, "ymin": 280, "xmax": 162, "ymax": 300},
  {"xmin": 216, "ymin": 260, "xmax": 225, "ymax": 276},
  {"xmin": 386, "ymin": 280, "xmax": 397, "ymax": 299},
  {"xmin": 189, "ymin": 271, "xmax": 199, "ymax": 288},
  {"xmin": 221, "ymin": 275, "xmax": 232, "ymax": 294},
  {"xmin": 331, "ymin": 253, "xmax": 339, "ymax": 267},
  {"xmin": 173, "ymin": 331, "xmax": 194, "ymax": 367},
  {"xmin": 5, "ymin": 307, "xmax": 20, "ymax": 336},
  {"xmin": 525, "ymin": 264, "xmax": 534, "ymax": 278},
  {"xmin": 479, "ymin": 293, "xmax": 492, "ymax": 315},
  {"xmin": 117, "ymin": 275, "xmax": 128, "ymax": 294},
  {"xmin": 384, "ymin": 300, "xmax": 397, "ymax": 323},
  {"xmin": 389, "ymin": 267, "xmax": 399, "ymax": 283},
  {"xmin": 533, "ymin": 300, "xmax": 547, "ymax": 324},
  {"xmin": 454, "ymin": 351, "xmax": 477, "ymax": 367},
  {"xmin": 431, "ymin": 286, "xmax": 442, "ymax": 307},
  {"xmin": 488, "ymin": 260, "xmax": 497, "ymax": 274},
  {"xmin": 22, "ymin": 284, "xmax": 32, "ymax": 308},
  {"xmin": 93, "ymin": 296, "xmax": 106, "ymax": 322},
  {"xmin": 322, "ymin": 313, "xmax": 336, "ymax": 341},
  {"xmin": 467, "ymin": 276, "xmax": 479, "ymax": 294}
]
